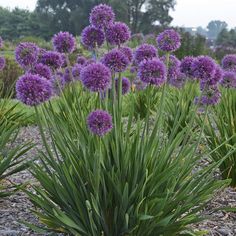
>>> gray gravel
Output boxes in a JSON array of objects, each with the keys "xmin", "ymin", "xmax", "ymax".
[{"xmin": 0, "ymin": 126, "xmax": 235, "ymax": 235}]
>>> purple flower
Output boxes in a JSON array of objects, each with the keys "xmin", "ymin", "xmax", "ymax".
[
  {"xmin": 72, "ymin": 63, "xmax": 83, "ymax": 80},
  {"xmin": 60, "ymin": 53, "xmax": 68, "ymax": 68},
  {"xmin": 80, "ymin": 62, "xmax": 111, "ymax": 92},
  {"xmin": 16, "ymin": 73, "xmax": 52, "ymax": 106},
  {"xmin": 101, "ymin": 48, "xmax": 129, "ymax": 73},
  {"xmin": 138, "ymin": 58, "xmax": 167, "ymax": 86},
  {"xmin": 81, "ymin": 25, "xmax": 105, "ymax": 49},
  {"xmin": 89, "ymin": 4, "xmax": 115, "ymax": 29},
  {"xmin": 0, "ymin": 37, "xmax": 4, "ymax": 48},
  {"xmin": 160, "ymin": 55, "xmax": 180, "ymax": 82},
  {"xmin": 222, "ymin": 54, "xmax": 236, "ymax": 73},
  {"xmin": 191, "ymin": 56, "xmax": 216, "ymax": 81},
  {"xmin": 52, "ymin": 31, "xmax": 76, "ymax": 54},
  {"xmin": 87, "ymin": 109, "xmax": 113, "ymax": 136},
  {"xmin": 62, "ymin": 67, "xmax": 74, "ymax": 85},
  {"xmin": 195, "ymin": 85, "xmax": 221, "ymax": 106},
  {"xmin": 157, "ymin": 29, "xmax": 181, "ymax": 52},
  {"xmin": 15, "ymin": 42, "xmax": 39, "ymax": 69},
  {"xmin": 51, "ymin": 72, "xmax": 64, "ymax": 95},
  {"xmin": 84, "ymin": 58, "xmax": 96, "ymax": 66},
  {"xmin": 134, "ymin": 44, "xmax": 158, "ymax": 64},
  {"xmin": 180, "ymin": 56, "xmax": 195, "ymax": 78},
  {"xmin": 77, "ymin": 56, "xmax": 87, "ymax": 65},
  {"xmin": 119, "ymin": 46, "xmax": 133, "ymax": 63},
  {"xmin": 169, "ymin": 73, "xmax": 186, "ymax": 88},
  {"xmin": 220, "ymin": 71, "xmax": 236, "ymax": 88},
  {"xmin": 40, "ymin": 51, "xmax": 63, "ymax": 70},
  {"xmin": 106, "ymin": 22, "xmax": 131, "ymax": 46},
  {"xmin": 115, "ymin": 77, "xmax": 130, "ymax": 95},
  {"xmin": 29, "ymin": 63, "xmax": 52, "ymax": 80},
  {"xmin": 0, "ymin": 57, "xmax": 6, "ymax": 70}
]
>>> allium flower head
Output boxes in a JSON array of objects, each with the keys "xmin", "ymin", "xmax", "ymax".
[
  {"xmin": 80, "ymin": 62, "xmax": 111, "ymax": 92},
  {"xmin": 81, "ymin": 25, "xmax": 105, "ymax": 49},
  {"xmin": 180, "ymin": 56, "xmax": 195, "ymax": 78},
  {"xmin": 15, "ymin": 42, "xmax": 39, "ymax": 69},
  {"xmin": 119, "ymin": 46, "xmax": 133, "ymax": 63},
  {"xmin": 106, "ymin": 22, "xmax": 131, "ymax": 46},
  {"xmin": 138, "ymin": 58, "xmax": 167, "ymax": 86},
  {"xmin": 30, "ymin": 63, "xmax": 52, "ymax": 80},
  {"xmin": 52, "ymin": 31, "xmax": 76, "ymax": 54},
  {"xmin": 72, "ymin": 63, "xmax": 83, "ymax": 80},
  {"xmin": 77, "ymin": 56, "xmax": 87, "ymax": 65},
  {"xmin": 84, "ymin": 58, "xmax": 96, "ymax": 66},
  {"xmin": 220, "ymin": 71, "xmax": 236, "ymax": 88},
  {"xmin": 0, "ymin": 57, "xmax": 6, "ymax": 70},
  {"xmin": 134, "ymin": 44, "xmax": 158, "ymax": 64},
  {"xmin": 222, "ymin": 54, "xmax": 236, "ymax": 73},
  {"xmin": 191, "ymin": 56, "xmax": 216, "ymax": 81},
  {"xmin": 16, "ymin": 73, "xmax": 52, "ymax": 106},
  {"xmin": 101, "ymin": 48, "xmax": 129, "ymax": 73},
  {"xmin": 157, "ymin": 29, "xmax": 181, "ymax": 52},
  {"xmin": 89, "ymin": 4, "xmax": 115, "ymax": 29},
  {"xmin": 62, "ymin": 67, "xmax": 74, "ymax": 85},
  {"xmin": 161, "ymin": 54, "xmax": 180, "ymax": 81},
  {"xmin": 87, "ymin": 109, "xmax": 113, "ymax": 136},
  {"xmin": 40, "ymin": 51, "xmax": 63, "ymax": 70},
  {"xmin": 115, "ymin": 77, "xmax": 130, "ymax": 95}
]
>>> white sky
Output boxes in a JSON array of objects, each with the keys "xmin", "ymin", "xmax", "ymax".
[{"xmin": 0, "ymin": 0, "xmax": 235, "ymax": 29}]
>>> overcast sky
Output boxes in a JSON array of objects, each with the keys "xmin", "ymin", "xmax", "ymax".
[{"xmin": 0, "ymin": 0, "xmax": 235, "ymax": 29}]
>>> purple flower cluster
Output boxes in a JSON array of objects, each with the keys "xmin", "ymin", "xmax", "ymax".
[
  {"xmin": 138, "ymin": 58, "xmax": 167, "ymax": 86},
  {"xmin": 119, "ymin": 46, "xmax": 133, "ymax": 63},
  {"xmin": 222, "ymin": 54, "xmax": 236, "ymax": 73},
  {"xmin": 157, "ymin": 29, "xmax": 181, "ymax": 52},
  {"xmin": 30, "ymin": 63, "xmax": 52, "ymax": 80},
  {"xmin": 106, "ymin": 22, "xmax": 131, "ymax": 46},
  {"xmin": 0, "ymin": 57, "xmax": 6, "ymax": 70},
  {"xmin": 16, "ymin": 73, "xmax": 52, "ymax": 106},
  {"xmin": 180, "ymin": 56, "xmax": 195, "ymax": 79},
  {"xmin": 72, "ymin": 63, "xmax": 83, "ymax": 80},
  {"xmin": 161, "ymin": 55, "xmax": 180, "ymax": 82},
  {"xmin": 220, "ymin": 71, "xmax": 236, "ymax": 88},
  {"xmin": 80, "ymin": 63, "xmax": 111, "ymax": 92},
  {"xmin": 77, "ymin": 56, "xmax": 87, "ymax": 65},
  {"xmin": 134, "ymin": 44, "xmax": 158, "ymax": 64},
  {"xmin": 115, "ymin": 77, "xmax": 130, "ymax": 95},
  {"xmin": 62, "ymin": 67, "xmax": 74, "ymax": 85},
  {"xmin": 40, "ymin": 51, "xmax": 63, "ymax": 70},
  {"xmin": 101, "ymin": 49, "xmax": 129, "ymax": 73},
  {"xmin": 81, "ymin": 26, "xmax": 105, "ymax": 49},
  {"xmin": 169, "ymin": 73, "xmax": 186, "ymax": 88},
  {"xmin": 52, "ymin": 32, "xmax": 76, "ymax": 54},
  {"xmin": 89, "ymin": 4, "xmax": 115, "ymax": 29},
  {"xmin": 15, "ymin": 42, "xmax": 39, "ymax": 69},
  {"xmin": 87, "ymin": 109, "xmax": 113, "ymax": 136}
]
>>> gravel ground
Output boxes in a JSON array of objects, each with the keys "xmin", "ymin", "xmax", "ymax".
[{"xmin": 0, "ymin": 126, "xmax": 235, "ymax": 236}]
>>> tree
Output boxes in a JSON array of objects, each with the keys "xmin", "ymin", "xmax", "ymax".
[
  {"xmin": 216, "ymin": 28, "xmax": 236, "ymax": 47},
  {"xmin": 207, "ymin": 20, "xmax": 228, "ymax": 40}
]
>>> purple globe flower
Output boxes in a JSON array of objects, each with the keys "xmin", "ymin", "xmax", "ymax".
[
  {"xmin": 52, "ymin": 31, "xmax": 76, "ymax": 54},
  {"xmin": 119, "ymin": 46, "xmax": 133, "ymax": 63},
  {"xmin": 37, "ymin": 48, "xmax": 47, "ymax": 63},
  {"xmin": 157, "ymin": 29, "xmax": 181, "ymax": 52},
  {"xmin": 77, "ymin": 56, "xmax": 87, "ymax": 65},
  {"xmin": 191, "ymin": 56, "xmax": 216, "ymax": 81},
  {"xmin": 60, "ymin": 53, "xmax": 68, "ymax": 68},
  {"xmin": 106, "ymin": 22, "xmax": 131, "ymax": 46},
  {"xmin": 15, "ymin": 42, "xmax": 39, "ymax": 69},
  {"xmin": 195, "ymin": 85, "xmax": 221, "ymax": 106},
  {"xmin": 134, "ymin": 44, "xmax": 158, "ymax": 64},
  {"xmin": 0, "ymin": 57, "xmax": 6, "ymax": 70},
  {"xmin": 16, "ymin": 73, "xmax": 53, "ymax": 106},
  {"xmin": 161, "ymin": 55, "xmax": 180, "ymax": 81},
  {"xmin": 30, "ymin": 63, "xmax": 52, "ymax": 80},
  {"xmin": 169, "ymin": 73, "xmax": 186, "ymax": 88},
  {"xmin": 62, "ymin": 67, "xmax": 74, "ymax": 85},
  {"xmin": 180, "ymin": 56, "xmax": 196, "ymax": 79},
  {"xmin": 115, "ymin": 77, "xmax": 130, "ymax": 95},
  {"xmin": 222, "ymin": 54, "xmax": 236, "ymax": 73},
  {"xmin": 87, "ymin": 109, "xmax": 113, "ymax": 136},
  {"xmin": 81, "ymin": 25, "xmax": 105, "ymax": 49},
  {"xmin": 72, "ymin": 63, "xmax": 83, "ymax": 80},
  {"xmin": 80, "ymin": 62, "xmax": 111, "ymax": 92},
  {"xmin": 40, "ymin": 51, "xmax": 63, "ymax": 70},
  {"xmin": 101, "ymin": 48, "xmax": 129, "ymax": 73},
  {"xmin": 89, "ymin": 4, "xmax": 115, "ymax": 29},
  {"xmin": 220, "ymin": 71, "xmax": 236, "ymax": 88},
  {"xmin": 138, "ymin": 58, "xmax": 167, "ymax": 86},
  {"xmin": 0, "ymin": 37, "xmax": 4, "ymax": 48},
  {"xmin": 84, "ymin": 58, "xmax": 96, "ymax": 66}
]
